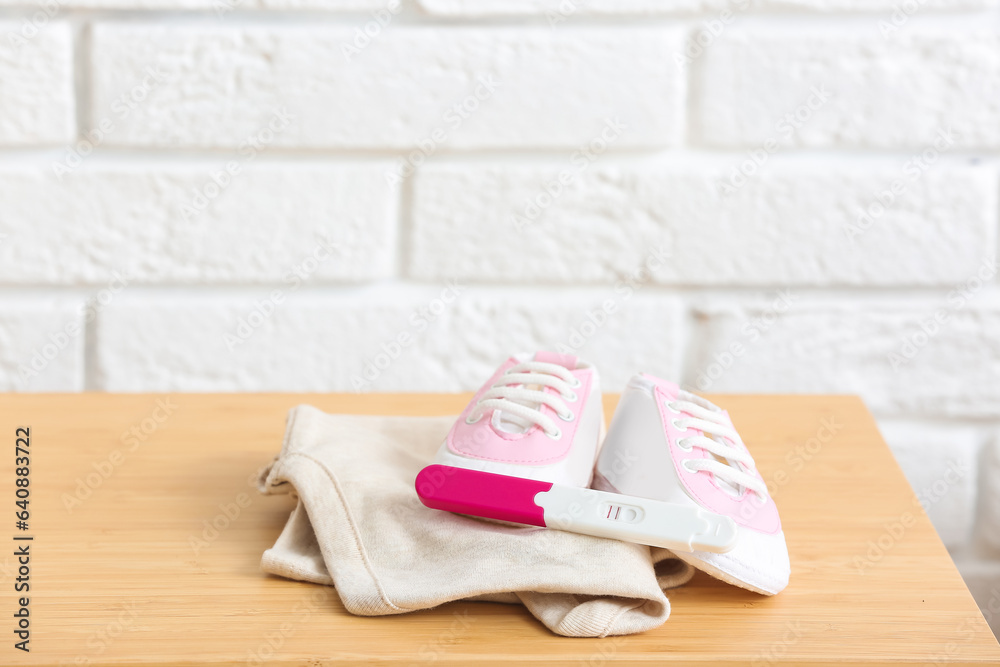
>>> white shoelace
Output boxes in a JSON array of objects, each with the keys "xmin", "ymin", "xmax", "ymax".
[
  {"xmin": 466, "ymin": 361, "xmax": 582, "ymax": 439},
  {"xmin": 666, "ymin": 399, "xmax": 768, "ymax": 500}
]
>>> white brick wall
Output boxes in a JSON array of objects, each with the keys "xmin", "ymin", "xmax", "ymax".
[
  {"xmin": 690, "ymin": 300, "xmax": 1000, "ymax": 416},
  {"xmin": 0, "ymin": 0, "xmax": 998, "ymax": 635},
  {"xmin": 416, "ymin": 0, "xmax": 998, "ymax": 14},
  {"xmin": 696, "ymin": 29, "xmax": 1000, "ymax": 149},
  {"xmin": 0, "ymin": 164, "xmax": 397, "ymax": 283},
  {"xmin": 412, "ymin": 162, "xmax": 996, "ymax": 285},
  {"xmin": 91, "ymin": 25, "xmax": 684, "ymax": 148},
  {"xmin": 91, "ymin": 290, "xmax": 684, "ymax": 392},
  {"xmin": 0, "ymin": 23, "xmax": 75, "ymax": 145},
  {"xmin": 0, "ymin": 297, "xmax": 85, "ymax": 391}
]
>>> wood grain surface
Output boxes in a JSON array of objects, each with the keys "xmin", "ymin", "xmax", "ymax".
[{"xmin": 0, "ymin": 393, "xmax": 995, "ymax": 665}]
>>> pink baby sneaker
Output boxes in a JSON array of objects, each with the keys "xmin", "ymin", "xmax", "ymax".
[
  {"xmin": 593, "ymin": 373, "xmax": 790, "ymax": 595},
  {"xmin": 430, "ymin": 352, "xmax": 603, "ymax": 487}
]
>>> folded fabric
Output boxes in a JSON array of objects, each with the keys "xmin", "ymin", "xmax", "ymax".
[{"xmin": 256, "ymin": 405, "xmax": 695, "ymax": 637}]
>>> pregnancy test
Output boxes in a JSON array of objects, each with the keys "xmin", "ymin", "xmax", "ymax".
[{"xmin": 415, "ymin": 464, "xmax": 738, "ymax": 554}]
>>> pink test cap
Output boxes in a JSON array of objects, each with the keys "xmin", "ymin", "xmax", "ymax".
[{"xmin": 415, "ymin": 465, "xmax": 551, "ymax": 527}]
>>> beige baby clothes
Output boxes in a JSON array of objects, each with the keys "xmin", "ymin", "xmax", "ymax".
[{"xmin": 257, "ymin": 404, "xmax": 694, "ymax": 637}]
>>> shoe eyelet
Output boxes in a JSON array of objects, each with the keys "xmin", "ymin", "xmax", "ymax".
[
  {"xmin": 562, "ymin": 391, "xmax": 578, "ymax": 402},
  {"xmin": 465, "ymin": 414, "xmax": 481, "ymax": 425},
  {"xmin": 671, "ymin": 418, "xmax": 686, "ymax": 431},
  {"xmin": 677, "ymin": 437, "xmax": 693, "ymax": 452},
  {"xmin": 546, "ymin": 428, "xmax": 562, "ymax": 440},
  {"xmin": 664, "ymin": 401, "xmax": 681, "ymax": 415},
  {"xmin": 681, "ymin": 459, "xmax": 698, "ymax": 474},
  {"xmin": 558, "ymin": 410, "xmax": 574, "ymax": 422},
  {"xmin": 569, "ymin": 377, "xmax": 582, "ymax": 389}
]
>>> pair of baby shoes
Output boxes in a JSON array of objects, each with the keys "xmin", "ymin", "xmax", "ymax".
[{"xmin": 416, "ymin": 352, "xmax": 790, "ymax": 596}]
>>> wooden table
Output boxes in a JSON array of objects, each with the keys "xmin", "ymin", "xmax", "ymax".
[{"xmin": 0, "ymin": 393, "xmax": 996, "ymax": 666}]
